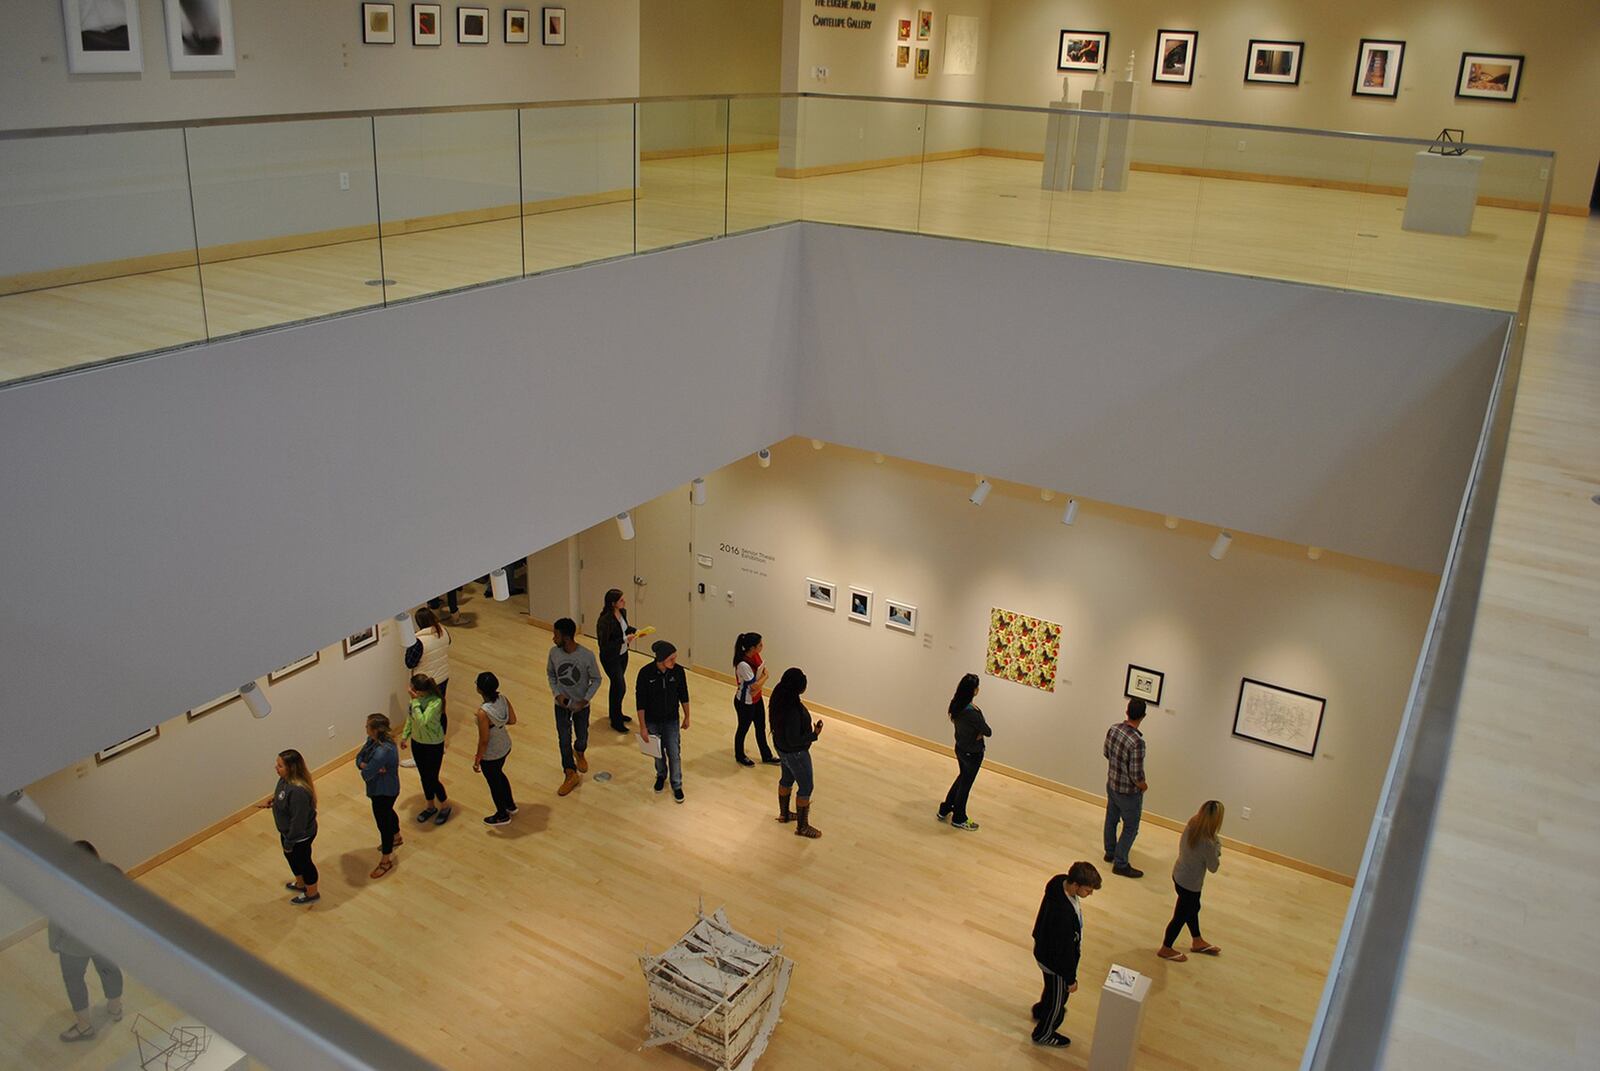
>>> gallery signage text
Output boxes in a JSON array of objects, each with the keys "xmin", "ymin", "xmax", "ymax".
[{"xmin": 813, "ymin": 0, "xmax": 875, "ymax": 30}]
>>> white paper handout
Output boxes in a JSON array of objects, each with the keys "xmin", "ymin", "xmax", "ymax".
[
  {"xmin": 637, "ymin": 733, "xmax": 663, "ymax": 759},
  {"xmin": 1105, "ymin": 964, "xmax": 1141, "ymax": 995}
]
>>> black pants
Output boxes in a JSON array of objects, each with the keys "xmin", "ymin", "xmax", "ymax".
[
  {"xmin": 734, "ymin": 698, "xmax": 775, "ymax": 761},
  {"xmin": 1163, "ymin": 882, "xmax": 1204, "ymax": 948},
  {"xmin": 1032, "ymin": 968, "xmax": 1070, "ymax": 1042},
  {"xmin": 412, "ymin": 741, "xmax": 448, "ymax": 803},
  {"xmin": 59, "ymin": 952, "xmax": 122, "ymax": 1013},
  {"xmin": 941, "ymin": 750, "xmax": 983, "ymax": 822},
  {"xmin": 479, "ymin": 755, "xmax": 517, "ymax": 817},
  {"xmin": 371, "ymin": 794, "xmax": 399, "ymax": 853},
  {"xmin": 438, "ymin": 678, "xmax": 449, "ymax": 735},
  {"xmin": 600, "ymin": 651, "xmax": 629, "ymax": 729},
  {"xmin": 283, "ymin": 835, "xmax": 318, "ymax": 886}
]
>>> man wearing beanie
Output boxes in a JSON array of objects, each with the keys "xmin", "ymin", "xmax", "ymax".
[{"xmin": 636, "ymin": 640, "xmax": 692, "ymax": 802}]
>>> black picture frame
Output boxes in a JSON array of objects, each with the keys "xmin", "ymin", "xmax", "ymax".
[
  {"xmin": 411, "ymin": 3, "xmax": 441, "ymax": 45},
  {"xmin": 456, "ymin": 5, "xmax": 489, "ymax": 44},
  {"xmin": 268, "ymin": 652, "xmax": 320, "ymax": 683},
  {"xmin": 343, "ymin": 625, "xmax": 380, "ymax": 657},
  {"xmin": 504, "ymin": 7, "xmax": 530, "ymax": 43},
  {"xmin": 1057, "ymin": 29, "xmax": 1109, "ymax": 73},
  {"xmin": 1231, "ymin": 677, "xmax": 1326, "ymax": 757},
  {"xmin": 541, "ymin": 5, "xmax": 565, "ymax": 45},
  {"xmin": 1151, "ymin": 29, "xmax": 1197, "ymax": 85},
  {"xmin": 1455, "ymin": 51, "xmax": 1524, "ymax": 103},
  {"xmin": 186, "ymin": 691, "xmax": 240, "ymax": 720},
  {"xmin": 361, "ymin": 2, "xmax": 397, "ymax": 44},
  {"xmin": 1244, "ymin": 38, "xmax": 1304, "ymax": 86},
  {"xmin": 1124, "ymin": 664, "xmax": 1164, "ymax": 706},
  {"xmin": 1352, "ymin": 38, "xmax": 1405, "ymax": 98},
  {"xmin": 96, "ymin": 726, "xmax": 159, "ymax": 764}
]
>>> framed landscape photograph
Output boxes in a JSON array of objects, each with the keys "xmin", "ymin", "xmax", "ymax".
[
  {"xmin": 885, "ymin": 600, "xmax": 918, "ymax": 634},
  {"xmin": 1456, "ymin": 52, "xmax": 1523, "ymax": 102},
  {"xmin": 162, "ymin": 0, "xmax": 234, "ymax": 72},
  {"xmin": 898, "ymin": 18, "xmax": 911, "ymax": 41},
  {"xmin": 848, "ymin": 587, "xmax": 873, "ymax": 624},
  {"xmin": 96, "ymin": 726, "xmax": 158, "ymax": 764},
  {"xmin": 914, "ymin": 47, "xmax": 929, "ymax": 78},
  {"xmin": 343, "ymin": 624, "xmax": 380, "ymax": 656},
  {"xmin": 62, "ymin": 0, "xmax": 145, "ymax": 73},
  {"xmin": 1124, "ymin": 664, "xmax": 1164, "ymax": 706},
  {"xmin": 186, "ymin": 690, "xmax": 239, "ymax": 721},
  {"xmin": 1245, "ymin": 39, "xmax": 1303, "ymax": 85},
  {"xmin": 1058, "ymin": 30, "xmax": 1109, "ymax": 73},
  {"xmin": 542, "ymin": 6, "xmax": 565, "ymax": 45},
  {"xmin": 504, "ymin": 8, "xmax": 529, "ymax": 42},
  {"xmin": 916, "ymin": 10, "xmax": 931, "ymax": 41},
  {"xmin": 361, "ymin": 2, "xmax": 396, "ymax": 44},
  {"xmin": 457, "ymin": 5, "xmax": 488, "ymax": 43},
  {"xmin": 411, "ymin": 2, "xmax": 440, "ymax": 44},
  {"xmin": 1352, "ymin": 39, "xmax": 1404, "ymax": 97},
  {"xmin": 1232, "ymin": 677, "xmax": 1326, "ymax": 757},
  {"xmin": 896, "ymin": 45, "xmax": 909, "ymax": 68},
  {"xmin": 806, "ymin": 577, "xmax": 836, "ymax": 611},
  {"xmin": 268, "ymin": 652, "xmax": 320, "ymax": 682},
  {"xmin": 1151, "ymin": 29, "xmax": 1197, "ymax": 85}
]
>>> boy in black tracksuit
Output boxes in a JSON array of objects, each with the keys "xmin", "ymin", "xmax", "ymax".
[{"xmin": 1030, "ymin": 861, "xmax": 1103, "ymax": 1047}]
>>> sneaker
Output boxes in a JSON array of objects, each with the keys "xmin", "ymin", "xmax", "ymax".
[
  {"xmin": 433, "ymin": 806, "xmax": 453, "ymax": 825},
  {"xmin": 673, "ymin": 787, "xmax": 685, "ymax": 804},
  {"xmin": 575, "ymin": 751, "xmax": 589, "ymax": 774},
  {"xmin": 761, "ymin": 757, "xmax": 781, "ymax": 766},
  {"xmin": 952, "ymin": 819, "xmax": 980, "ymax": 831},
  {"xmin": 558, "ymin": 771, "xmax": 582, "ymax": 797},
  {"xmin": 1112, "ymin": 864, "xmax": 1144, "ymax": 879},
  {"xmin": 736, "ymin": 755, "xmax": 755, "ymax": 767},
  {"xmin": 936, "ymin": 806, "xmax": 951, "ymax": 822},
  {"xmin": 400, "ymin": 757, "xmax": 417, "ymax": 768},
  {"xmin": 108, "ymin": 1003, "xmax": 123, "ymax": 1023},
  {"xmin": 416, "ymin": 807, "xmax": 438, "ymax": 823},
  {"xmin": 506, "ymin": 805, "xmax": 519, "ymax": 816},
  {"xmin": 483, "ymin": 813, "xmax": 511, "ymax": 826},
  {"xmin": 289, "ymin": 892, "xmax": 321, "ymax": 905},
  {"xmin": 654, "ymin": 775, "xmax": 666, "ymax": 793},
  {"xmin": 1032, "ymin": 1033, "xmax": 1070, "ymax": 1047}
]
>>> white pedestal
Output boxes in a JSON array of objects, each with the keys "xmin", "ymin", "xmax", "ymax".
[
  {"xmin": 108, "ymin": 1026, "xmax": 249, "ymax": 1071},
  {"xmin": 1101, "ymin": 80, "xmax": 1137, "ymax": 191},
  {"xmin": 1402, "ymin": 152, "xmax": 1484, "ymax": 237},
  {"xmin": 1072, "ymin": 89, "xmax": 1108, "ymax": 192},
  {"xmin": 1040, "ymin": 100, "xmax": 1075, "ymax": 192},
  {"xmin": 1087, "ymin": 968, "xmax": 1153, "ymax": 1071}
]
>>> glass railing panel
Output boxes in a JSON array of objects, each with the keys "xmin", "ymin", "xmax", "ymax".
[
  {"xmin": 372, "ymin": 110, "xmax": 523, "ymax": 301},
  {"xmin": 727, "ymin": 96, "xmax": 798, "ymax": 234},
  {"xmin": 917, "ymin": 104, "xmax": 1052, "ymax": 249},
  {"xmin": 792, "ymin": 96, "xmax": 926, "ymax": 233},
  {"xmin": 186, "ymin": 118, "xmax": 383, "ymax": 339},
  {"xmin": 636, "ymin": 98, "xmax": 730, "ymax": 253},
  {"xmin": 519, "ymin": 102, "xmax": 635, "ymax": 275},
  {"xmin": 0, "ymin": 129, "xmax": 205, "ymax": 385}
]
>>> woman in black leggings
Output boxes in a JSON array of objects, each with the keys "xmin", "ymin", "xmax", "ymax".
[
  {"xmin": 596, "ymin": 587, "xmax": 636, "ymax": 731},
  {"xmin": 271, "ymin": 749, "xmax": 320, "ymax": 904},
  {"xmin": 938, "ymin": 673, "xmax": 991, "ymax": 831},
  {"xmin": 1158, "ymin": 800, "xmax": 1225, "ymax": 961},
  {"xmin": 358, "ymin": 713, "xmax": 403, "ymax": 878}
]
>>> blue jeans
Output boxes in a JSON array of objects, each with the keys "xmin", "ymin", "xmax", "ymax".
[
  {"xmin": 554, "ymin": 702, "xmax": 590, "ymax": 772},
  {"xmin": 777, "ymin": 749, "xmax": 814, "ymax": 797},
  {"xmin": 650, "ymin": 719, "xmax": 682, "ymax": 790},
  {"xmin": 1104, "ymin": 787, "xmax": 1143, "ymax": 867}
]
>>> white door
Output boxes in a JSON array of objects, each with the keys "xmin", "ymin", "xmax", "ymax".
[{"xmin": 576, "ymin": 483, "xmax": 696, "ymax": 661}]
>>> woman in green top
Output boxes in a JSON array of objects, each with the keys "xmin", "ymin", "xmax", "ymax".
[{"xmin": 402, "ymin": 673, "xmax": 451, "ymax": 824}]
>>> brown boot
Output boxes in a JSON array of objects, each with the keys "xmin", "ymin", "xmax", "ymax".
[
  {"xmin": 574, "ymin": 750, "xmax": 588, "ymax": 773},
  {"xmin": 777, "ymin": 787, "xmax": 794, "ymax": 822},
  {"xmin": 558, "ymin": 770, "xmax": 582, "ymax": 796},
  {"xmin": 794, "ymin": 799, "xmax": 821, "ymax": 838}
]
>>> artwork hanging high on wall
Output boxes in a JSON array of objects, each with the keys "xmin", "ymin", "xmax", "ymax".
[
  {"xmin": 1151, "ymin": 29, "xmax": 1197, "ymax": 85},
  {"xmin": 896, "ymin": 45, "xmax": 910, "ymax": 68},
  {"xmin": 1057, "ymin": 30, "xmax": 1109, "ymax": 73},
  {"xmin": 806, "ymin": 578, "xmax": 836, "ymax": 611},
  {"xmin": 161, "ymin": 0, "xmax": 234, "ymax": 71},
  {"xmin": 457, "ymin": 5, "xmax": 489, "ymax": 43},
  {"xmin": 504, "ymin": 8, "xmax": 530, "ymax": 42},
  {"xmin": 1232, "ymin": 677, "xmax": 1325, "ymax": 757},
  {"xmin": 1124, "ymin": 664, "xmax": 1164, "ymax": 706},
  {"xmin": 897, "ymin": 18, "xmax": 911, "ymax": 42},
  {"xmin": 916, "ymin": 10, "xmax": 931, "ymax": 41},
  {"xmin": 1352, "ymin": 38, "xmax": 1404, "ymax": 97},
  {"xmin": 186, "ymin": 690, "xmax": 239, "ymax": 720},
  {"xmin": 362, "ymin": 2, "xmax": 396, "ymax": 44},
  {"xmin": 268, "ymin": 652, "xmax": 320, "ymax": 682},
  {"xmin": 412, "ymin": 3, "xmax": 440, "ymax": 44},
  {"xmin": 885, "ymin": 600, "xmax": 918, "ymax": 633},
  {"xmin": 914, "ymin": 47, "xmax": 930, "ymax": 78},
  {"xmin": 1455, "ymin": 52, "xmax": 1523, "ymax": 102},
  {"xmin": 344, "ymin": 625, "xmax": 380, "ymax": 656},
  {"xmin": 985, "ymin": 608, "xmax": 1062, "ymax": 693},
  {"xmin": 943, "ymin": 14, "xmax": 978, "ymax": 76},
  {"xmin": 848, "ymin": 587, "xmax": 873, "ymax": 624},
  {"xmin": 61, "ymin": 0, "xmax": 145, "ymax": 73},
  {"xmin": 542, "ymin": 6, "xmax": 565, "ymax": 45},
  {"xmin": 96, "ymin": 726, "xmax": 159, "ymax": 763},
  {"xmin": 1245, "ymin": 39, "xmax": 1303, "ymax": 85}
]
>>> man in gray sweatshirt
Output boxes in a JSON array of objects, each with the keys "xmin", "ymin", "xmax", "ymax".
[{"xmin": 547, "ymin": 617, "xmax": 602, "ymax": 796}]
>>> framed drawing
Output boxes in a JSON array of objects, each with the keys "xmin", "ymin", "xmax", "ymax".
[
  {"xmin": 944, "ymin": 14, "xmax": 978, "ymax": 76},
  {"xmin": 457, "ymin": 5, "xmax": 488, "ymax": 42},
  {"xmin": 916, "ymin": 10, "xmax": 931, "ymax": 41},
  {"xmin": 162, "ymin": 0, "xmax": 234, "ymax": 72},
  {"xmin": 1124, "ymin": 664, "xmax": 1164, "ymax": 706},
  {"xmin": 504, "ymin": 8, "xmax": 529, "ymax": 42},
  {"xmin": 897, "ymin": 18, "xmax": 911, "ymax": 41},
  {"xmin": 62, "ymin": 0, "xmax": 145, "ymax": 73},
  {"xmin": 1058, "ymin": 29, "xmax": 1108, "ymax": 72},
  {"xmin": 914, "ymin": 47, "xmax": 930, "ymax": 78},
  {"xmin": 361, "ymin": 2, "xmax": 396, "ymax": 44},
  {"xmin": 1151, "ymin": 29, "xmax": 1197, "ymax": 85},
  {"xmin": 344, "ymin": 624, "xmax": 380, "ymax": 656},
  {"xmin": 848, "ymin": 587, "xmax": 873, "ymax": 624},
  {"xmin": 805, "ymin": 578, "xmax": 836, "ymax": 611},
  {"xmin": 268, "ymin": 652, "xmax": 320, "ymax": 682},
  {"xmin": 985, "ymin": 608, "xmax": 1063, "ymax": 693},
  {"xmin": 1232, "ymin": 677, "xmax": 1325, "ymax": 757},
  {"xmin": 542, "ymin": 6, "xmax": 565, "ymax": 45},
  {"xmin": 96, "ymin": 726, "xmax": 158, "ymax": 763},
  {"xmin": 411, "ymin": 3, "xmax": 440, "ymax": 44},
  {"xmin": 1456, "ymin": 52, "xmax": 1523, "ymax": 102},
  {"xmin": 1352, "ymin": 39, "xmax": 1404, "ymax": 97},
  {"xmin": 186, "ymin": 690, "xmax": 239, "ymax": 720},
  {"xmin": 885, "ymin": 600, "xmax": 918, "ymax": 634},
  {"xmin": 896, "ymin": 45, "xmax": 910, "ymax": 68},
  {"xmin": 1245, "ymin": 39, "xmax": 1303, "ymax": 85}
]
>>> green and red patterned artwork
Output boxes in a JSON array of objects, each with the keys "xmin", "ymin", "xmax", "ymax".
[{"xmin": 985, "ymin": 607, "xmax": 1062, "ymax": 692}]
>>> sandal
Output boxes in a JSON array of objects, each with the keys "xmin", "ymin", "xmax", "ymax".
[
  {"xmin": 1191, "ymin": 942, "xmax": 1221, "ymax": 956},
  {"xmin": 1157, "ymin": 947, "xmax": 1188, "ymax": 962},
  {"xmin": 285, "ymin": 882, "xmax": 305, "ymax": 891},
  {"xmin": 369, "ymin": 859, "xmax": 396, "ymax": 879},
  {"xmin": 59, "ymin": 1023, "xmax": 95, "ymax": 1042}
]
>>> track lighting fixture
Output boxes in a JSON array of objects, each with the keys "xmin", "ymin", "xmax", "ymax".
[
  {"xmin": 1164, "ymin": 516, "xmax": 1179, "ymax": 530},
  {"xmin": 1307, "ymin": 546, "xmax": 1324, "ymax": 561},
  {"xmin": 1040, "ymin": 489, "xmax": 1055, "ymax": 502},
  {"xmin": 616, "ymin": 511, "xmax": 635, "ymax": 541},
  {"xmin": 692, "ymin": 478, "xmax": 706, "ymax": 506},
  {"xmin": 395, "ymin": 612, "xmax": 417, "ymax": 648},
  {"xmin": 810, "ymin": 439, "xmax": 824, "ymax": 451},
  {"xmin": 1210, "ymin": 532, "xmax": 1233, "ymax": 560},
  {"xmin": 969, "ymin": 479, "xmax": 992, "ymax": 507},
  {"xmin": 490, "ymin": 568, "xmax": 510, "ymax": 601},
  {"xmin": 240, "ymin": 681, "xmax": 271, "ymax": 719},
  {"xmin": 1061, "ymin": 498, "xmax": 1079, "ymax": 525},
  {"xmin": 757, "ymin": 449, "xmax": 771, "ymax": 468}
]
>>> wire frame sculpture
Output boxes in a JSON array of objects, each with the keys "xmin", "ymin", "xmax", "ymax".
[{"xmin": 132, "ymin": 1014, "xmax": 212, "ymax": 1071}]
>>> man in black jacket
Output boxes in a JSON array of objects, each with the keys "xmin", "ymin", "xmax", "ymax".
[
  {"xmin": 1030, "ymin": 861, "xmax": 1102, "ymax": 1047},
  {"xmin": 636, "ymin": 640, "xmax": 691, "ymax": 802}
]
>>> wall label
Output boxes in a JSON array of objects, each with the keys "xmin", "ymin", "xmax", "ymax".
[
  {"xmin": 813, "ymin": 0, "xmax": 874, "ymax": 30},
  {"xmin": 717, "ymin": 542, "xmax": 775, "ymax": 578}
]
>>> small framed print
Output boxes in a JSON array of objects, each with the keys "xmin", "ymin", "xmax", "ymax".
[
  {"xmin": 1456, "ymin": 52, "xmax": 1523, "ymax": 102},
  {"xmin": 886, "ymin": 600, "xmax": 918, "ymax": 633},
  {"xmin": 268, "ymin": 652, "xmax": 320, "ymax": 682},
  {"xmin": 897, "ymin": 18, "xmax": 911, "ymax": 42},
  {"xmin": 162, "ymin": 0, "xmax": 235, "ymax": 73},
  {"xmin": 1124, "ymin": 664, "xmax": 1164, "ymax": 706},
  {"xmin": 1233, "ymin": 677, "xmax": 1326, "ymax": 757},
  {"xmin": 1353, "ymin": 39, "xmax": 1404, "ymax": 97},
  {"xmin": 504, "ymin": 8, "xmax": 529, "ymax": 42},
  {"xmin": 916, "ymin": 10, "xmax": 931, "ymax": 41},
  {"xmin": 914, "ymin": 47, "xmax": 929, "ymax": 78},
  {"xmin": 1245, "ymin": 39, "xmax": 1303, "ymax": 85},
  {"xmin": 361, "ymin": 2, "xmax": 396, "ymax": 44},
  {"xmin": 344, "ymin": 624, "xmax": 380, "ymax": 656},
  {"xmin": 896, "ymin": 45, "xmax": 909, "ymax": 68},
  {"xmin": 62, "ymin": 0, "xmax": 144, "ymax": 73},
  {"xmin": 806, "ymin": 577, "xmax": 836, "ymax": 611},
  {"xmin": 96, "ymin": 727, "xmax": 159, "ymax": 764},
  {"xmin": 848, "ymin": 587, "xmax": 873, "ymax": 624},
  {"xmin": 541, "ymin": 6, "xmax": 565, "ymax": 44},
  {"xmin": 1058, "ymin": 29, "xmax": 1108, "ymax": 72},
  {"xmin": 457, "ymin": 5, "xmax": 488, "ymax": 43},
  {"xmin": 186, "ymin": 691, "xmax": 239, "ymax": 721},
  {"xmin": 1152, "ymin": 29, "xmax": 1197, "ymax": 85},
  {"xmin": 411, "ymin": 3, "xmax": 440, "ymax": 44}
]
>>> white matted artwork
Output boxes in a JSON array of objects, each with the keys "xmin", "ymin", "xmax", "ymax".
[
  {"xmin": 62, "ymin": 0, "xmax": 145, "ymax": 73},
  {"xmin": 541, "ymin": 5, "xmax": 565, "ymax": 45},
  {"xmin": 885, "ymin": 599, "xmax": 918, "ymax": 633},
  {"xmin": 943, "ymin": 14, "xmax": 978, "ymax": 76},
  {"xmin": 268, "ymin": 652, "xmax": 320, "ymax": 682},
  {"xmin": 362, "ymin": 2, "xmax": 396, "ymax": 43},
  {"xmin": 186, "ymin": 690, "xmax": 240, "ymax": 720},
  {"xmin": 343, "ymin": 624, "xmax": 379, "ymax": 656},
  {"xmin": 1232, "ymin": 677, "xmax": 1325, "ymax": 756},
  {"xmin": 1124, "ymin": 664, "xmax": 1163, "ymax": 706},
  {"xmin": 848, "ymin": 587, "xmax": 872, "ymax": 624},
  {"xmin": 805, "ymin": 577, "xmax": 836, "ymax": 611},
  {"xmin": 162, "ymin": 0, "xmax": 234, "ymax": 72},
  {"xmin": 96, "ymin": 726, "xmax": 158, "ymax": 763}
]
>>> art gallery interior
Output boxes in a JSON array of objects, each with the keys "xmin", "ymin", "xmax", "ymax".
[{"xmin": 1, "ymin": 2, "xmax": 1597, "ymax": 1070}]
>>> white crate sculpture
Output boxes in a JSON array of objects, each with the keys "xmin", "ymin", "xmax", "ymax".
[{"xmin": 640, "ymin": 905, "xmax": 792, "ymax": 1070}]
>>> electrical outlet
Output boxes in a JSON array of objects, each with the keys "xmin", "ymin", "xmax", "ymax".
[
  {"xmin": 1236, "ymin": 140, "xmax": 1246, "ymax": 151},
  {"xmin": 725, "ymin": 589, "xmax": 735, "ymax": 603},
  {"xmin": 1241, "ymin": 806, "xmax": 1252, "ymax": 820},
  {"xmin": 338, "ymin": 171, "xmax": 350, "ymax": 191},
  {"xmin": 327, "ymin": 725, "xmax": 336, "ymax": 739},
  {"xmin": 1539, "ymin": 168, "xmax": 1549, "ymax": 180}
]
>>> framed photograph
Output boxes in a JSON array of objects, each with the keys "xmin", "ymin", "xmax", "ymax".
[
  {"xmin": 848, "ymin": 587, "xmax": 873, "ymax": 624},
  {"xmin": 897, "ymin": 18, "xmax": 910, "ymax": 41},
  {"xmin": 361, "ymin": 2, "xmax": 396, "ymax": 44},
  {"xmin": 504, "ymin": 8, "xmax": 529, "ymax": 42},
  {"xmin": 268, "ymin": 652, "xmax": 320, "ymax": 682},
  {"xmin": 343, "ymin": 624, "xmax": 380, "ymax": 656},
  {"xmin": 1058, "ymin": 29, "xmax": 1108, "ymax": 72},
  {"xmin": 896, "ymin": 45, "xmax": 909, "ymax": 68},
  {"xmin": 541, "ymin": 6, "xmax": 565, "ymax": 45},
  {"xmin": 186, "ymin": 690, "xmax": 239, "ymax": 720},
  {"xmin": 412, "ymin": 3, "xmax": 441, "ymax": 44},
  {"xmin": 61, "ymin": 0, "xmax": 145, "ymax": 73},
  {"xmin": 1124, "ymin": 664, "xmax": 1164, "ymax": 706},
  {"xmin": 1151, "ymin": 29, "xmax": 1197, "ymax": 85},
  {"xmin": 1245, "ymin": 39, "xmax": 1303, "ymax": 85},
  {"xmin": 162, "ymin": 0, "xmax": 233, "ymax": 72},
  {"xmin": 96, "ymin": 726, "xmax": 159, "ymax": 764},
  {"xmin": 885, "ymin": 600, "xmax": 918, "ymax": 634},
  {"xmin": 1232, "ymin": 677, "xmax": 1326, "ymax": 757},
  {"xmin": 1352, "ymin": 39, "xmax": 1404, "ymax": 97},
  {"xmin": 1456, "ymin": 52, "xmax": 1523, "ymax": 102},
  {"xmin": 916, "ymin": 10, "xmax": 931, "ymax": 41},
  {"xmin": 457, "ymin": 5, "xmax": 488, "ymax": 42},
  {"xmin": 805, "ymin": 578, "xmax": 836, "ymax": 611},
  {"xmin": 914, "ymin": 47, "xmax": 930, "ymax": 78}
]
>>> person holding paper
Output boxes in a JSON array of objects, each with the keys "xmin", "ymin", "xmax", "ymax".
[
  {"xmin": 1157, "ymin": 800, "xmax": 1225, "ymax": 961},
  {"xmin": 596, "ymin": 588, "xmax": 637, "ymax": 732},
  {"xmin": 636, "ymin": 640, "xmax": 691, "ymax": 802},
  {"xmin": 1030, "ymin": 861, "xmax": 1101, "ymax": 1047}
]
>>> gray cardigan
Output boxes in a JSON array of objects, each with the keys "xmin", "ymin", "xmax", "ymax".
[{"xmin": 1172, "ymin": 833, "xmax": 1222, "ymax": 892}]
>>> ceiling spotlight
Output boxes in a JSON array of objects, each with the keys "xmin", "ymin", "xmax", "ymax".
[
  {"xmin": 691, "ymin": 478, "xmax": 707, "ymax": 506},
  {"xmin": 969, "ymin": 479, "xmax": 993, "ymax": 507},
  {"xmin": 394, "ymin": 611, "xmax": 417, "ymax": 648},
  {"xmin": 1307, "ymin": 546, "xmax": 1324, "ymax": 560},
  {"xmin": 616, "ymin": 511, "xmax": 635, "ymax": 541},
  {"xmin": 757, "ymin": 449, "xmax": 771, "ymax": 468},
  {"xmin": 1040, "ymin": 489, "xmax": 1055, "ymax": 502},
  {"xmin": 490, "ymin": 568, "xmax": 510, "ymax": 601},
  {"xmin": 1061, "ymin": 498, "xmax": 1079, "ymax": 525},
  {"xmin": 1164, "ymin": 515, "xmax": 1179, "ymax": 530},
  {"xmin": 240, "ymin": 681, "xmax": 272, "ymax": 719},
  {"xmin": 810, "ymin": 439, "xmax": 824, "ymax": 451},
  {"xmin": 873, "ymin": 453, "xmax": 885, "ymax": 464},
  {"xmin": 1209, "ymin": 531, "xmax": 1233, "ymax": 560}
]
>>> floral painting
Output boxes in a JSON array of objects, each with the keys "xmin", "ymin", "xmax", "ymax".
[{"xmin": 985, "ymin": 607, "xmax": 1062, "ymax": 692}]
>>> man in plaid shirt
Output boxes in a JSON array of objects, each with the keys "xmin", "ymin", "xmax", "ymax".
[{"xmin": 1103, "ymin": 699, "xmax": 1150, "ymax": 877}]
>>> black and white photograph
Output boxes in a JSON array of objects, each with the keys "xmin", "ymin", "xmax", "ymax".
[
  {"xmin": 186, "ymin": 690, "xmax": 240, "ymax": 720},
  {"xmin": 96, "ymin": 726, "xmax": 159, "ymax": 763},
  {"xmin": 457, "ymin": 6, "xmax": 489, "ymax": 43},
  {"xmin": 62, "ymin": 0, "xmax": 145, "ymax": 73},
  {"xmin": 343, "ymin": 625, "xmax": 380, "ymax": 656},
  {"xmin": 1057, "ymin": 29, "xmax": 1109, "ymax": 73},
  {"xmin": 268, "ymin": 652, "xmax": 320, "ymax": 682},
  {"xmin": 162, "ymin": 0, "xmax": 234, "ymax": 71},
  {"xmin": 1124, "ymin": 663, "xmax": 1165, "ymax": 706},
  {"xmin": 848, "ymin": 587, "xmax": 873, "ymax": 624},
  {"xmin": 1245, "ymin": 39, "xmax": 1304, "ymax": 85},
  {"xmin": 806, "ymin": 577, "xmax": 836, "ymax": 611},
  {"xmin": 1352, "ymin": 39, "xmax": 1405, "ymax": 98},
  {"xmin": 1152, "ymin": 29, "xmax": 1197, "ymax": 85},
  {"xmin": 362, "ymin": 2, "xmax": 396, "ymax": 44},
  {"xmin": 885, "ymin": 599, "xmax": 918, "ymax": 633},
  {"xmin": 412, "ymin": 2, "xmax": 441, "ymax": 45},
  {"xmin": 542, "ymin": 6, "xmax": 565, "ymax": 45}
]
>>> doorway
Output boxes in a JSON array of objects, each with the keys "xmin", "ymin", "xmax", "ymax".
[{"xmin": 576, "ymin": 483, "xmax": 696, "ymax": 662}]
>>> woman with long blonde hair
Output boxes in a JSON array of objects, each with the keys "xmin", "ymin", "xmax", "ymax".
[
  {"xmin": 1158, "ymin": 800, "xmax": 1224, "ymax": 961},
  {"xmin": 272, "ymin": 749, "xmax": 320, "ymax": 905}
]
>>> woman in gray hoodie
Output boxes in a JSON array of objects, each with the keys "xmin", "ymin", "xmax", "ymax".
[{"xmin": 271, "ymin": 749, "xmax": 320, "ymax": 905}]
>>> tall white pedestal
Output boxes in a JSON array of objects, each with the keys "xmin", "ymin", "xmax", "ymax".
[
  {"xmin": 1101, "ymin": 80, "xmax": 1137, "ymax": 191},
  {"xmin": 1402, "ymin": 151, "xmax": 1484, "ymax": 236},
  {"xmin": 1071, "ymin": 89, "xmax": 1107, "ymax": 192},
  {"xmin": 1087, "ymin": 968, "xmax": 1152, "ymax": 1071},
  {"xmin": 1040, "ymin": 99, "xmax": 1076, "ymax": 192}
]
